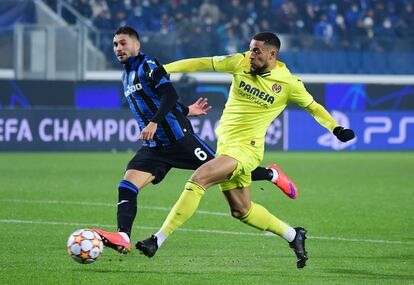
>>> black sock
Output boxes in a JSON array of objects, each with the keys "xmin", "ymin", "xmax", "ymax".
[
  {"xmin": 117, "ymin": 180, "xmax": 139, "ymax": 237},
  {"xmin": 251, "ymin": 166, "xmax": 273, "ymax": 181}
]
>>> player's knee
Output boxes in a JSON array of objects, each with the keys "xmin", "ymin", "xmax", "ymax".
[
  {"xmin": 118, "ymin": 179, "xmax": 139, "ymax": 195},
  {"xmin": 230, "ymin": 206, "xmax": 249, "ymax": 219},
  {"xmin": 189, "ymin": 168, "xmax": 211, "ymax": 188},
  {"xmin": 189, "ymin": 172, "xmax": 202, "ymax": 185}
]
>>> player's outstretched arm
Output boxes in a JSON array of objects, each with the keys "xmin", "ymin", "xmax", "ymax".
[
  {"xmin": 151, "ymin": 58, "xmax": 214, "ymax": 82},
  {"xmin": 164, "ymin": 58, "xmax": 214, "ymax": 73},
  {"xmin": 305, "ymin": 101, "xmax": 355, "ymax": 142}
]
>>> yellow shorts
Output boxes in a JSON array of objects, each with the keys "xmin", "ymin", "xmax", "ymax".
[{"xmin": 216, "ymin": 140, "xmax": 262, "ymax": 191}]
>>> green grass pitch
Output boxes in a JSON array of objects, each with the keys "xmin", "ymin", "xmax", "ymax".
[{"xmin": 0, "ymin": 152, "xmax": 413, "ymax": 285}]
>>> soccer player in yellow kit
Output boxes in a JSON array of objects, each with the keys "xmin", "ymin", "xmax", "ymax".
[{"xmin": 136, "ymin": 32, "xmax": 355, "ymax": 268}]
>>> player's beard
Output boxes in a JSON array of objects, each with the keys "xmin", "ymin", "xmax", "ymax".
[
  {"xmin": 250, "ymin": 63, "xmax": 268, "ymax": 76},
  {"xmin": 117, "ymin": 53, "xmax": 128, "ymax": 64}
]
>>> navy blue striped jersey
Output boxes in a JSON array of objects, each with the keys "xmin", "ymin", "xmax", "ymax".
[{"xmin": 121, "ymin": 52, "xmax": 193, "ymax": 147}]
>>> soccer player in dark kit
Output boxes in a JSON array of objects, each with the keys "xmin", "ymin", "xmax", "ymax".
[{"xmin": 93, "ymin": 27, "xmax": 300, "ymax": 254}]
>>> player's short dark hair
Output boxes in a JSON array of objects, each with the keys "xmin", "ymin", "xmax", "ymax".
[
  {"xmin": 253, "ymin": 32, "xmax": 281, "ymax": 50},
  {"xmin": 114, "ymin": 26, "xmax": 140, "ymax": 40}
]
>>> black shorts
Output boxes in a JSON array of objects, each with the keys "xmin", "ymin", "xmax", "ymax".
[{"xmin": 126, "ymin": 134, "xmax": 216, "ymax": 184}]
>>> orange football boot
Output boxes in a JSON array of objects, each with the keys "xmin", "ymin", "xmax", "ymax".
[
  {"xmin": 267, "ymin": 164, "xmax": 298, "ymax": 199},
  {"xmin": 93, "ymin": 229, "xmax": 131, "ymax": 254}
]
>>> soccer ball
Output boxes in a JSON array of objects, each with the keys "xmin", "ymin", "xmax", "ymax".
[{"xmin": 67, "ymin": 229, "xmax": 104, "ymax": 264}]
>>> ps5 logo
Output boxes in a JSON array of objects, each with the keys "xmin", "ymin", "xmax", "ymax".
[{"xmin": 364, "ymin": 116, "xmax": 414, "ymax": 144}]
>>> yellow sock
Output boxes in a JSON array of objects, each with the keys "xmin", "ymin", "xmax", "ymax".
[
  {"xmin": 240, "ymin": 202, "xmax": 290, "ymax": 238},
  {"xmin": 160, "ymin": 181, "xmax": 205, "ymax": 236}
]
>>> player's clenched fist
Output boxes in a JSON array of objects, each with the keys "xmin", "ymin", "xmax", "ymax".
[{"xmin": 333, "ymin": 126, "xmax": 355, "ymax": 142}]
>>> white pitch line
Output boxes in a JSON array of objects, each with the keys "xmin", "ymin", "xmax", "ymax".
[
  {"xmin": 0, "ymin": 219, "xmax": 157, "ymax": 231},
  {"xmin": 306, "ymin": 235, "xmax": 414, "ymax": 245},
  {"xmin": 0, "ymin": 218, "xmax": 413, "ymax": 246},
  {"xmin": 0, "ymin": 199, "xmax": 229, "ymax": 216},
  {"xmin": 1, "ymin": 199, "xmax": 413, "ymax": 246},
  {"xmin": 0, "ymin": 219, "xmax": 260, "ymax": 237}
]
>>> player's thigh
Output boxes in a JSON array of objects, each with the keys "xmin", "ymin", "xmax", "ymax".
[
  {"xmin": 190, "ymin": 155, "xmax": 238, "ymax": 188},
  {"xmin": 216, "ymin": 141, "xmax": 261, "ymax": 191},
  {"xmin": 123, "ymin": 169, "xmax": 155, "ymax": 189}
]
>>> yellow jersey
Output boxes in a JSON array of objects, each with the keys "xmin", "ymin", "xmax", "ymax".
[
  {"xmin": 211, "ymin": 52, "xmax": 313, "ymax": 151},
  {"xmin": 163, "ymin": 52, "xmax": 338, "ymax": 156}
]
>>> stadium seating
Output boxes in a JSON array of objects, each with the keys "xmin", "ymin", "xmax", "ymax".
[{"xmin": 2, "ymin": 0, "xmax": 414, "ymax": 74}]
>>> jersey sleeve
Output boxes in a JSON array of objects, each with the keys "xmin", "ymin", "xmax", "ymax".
[
  {"xmin": 288, "ymin": 77, "xmax": 314, "ymax": 108},
  {"xmin": 211, "ymin": 53, "xmax": 246, "ymax": 74},
  {"xmin": 305, "ymin": 101, "xmax": 338, "ymax": 132},
  {"xmin": 288, "ymin": 77, "xmax": 338, "ymax": 132},
  {"xmin": 164, "ymin": 57, "xmax": 214, "ymax": 73},
  {"xmin": 177, "ymin": 102, "xmax": 189, "ymax": 116},
  {"xmin": 144, "ymin": 58, "xmax": 170, "ymax": 88}
]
